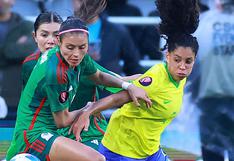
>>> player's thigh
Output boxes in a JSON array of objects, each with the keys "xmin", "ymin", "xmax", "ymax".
[{"xmin": 49, "ymin": 136, "xmax": 105, "ymax": 161}]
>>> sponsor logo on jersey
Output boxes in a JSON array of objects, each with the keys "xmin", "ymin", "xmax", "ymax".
[
  {"xmin": 41, "ymin": 132, "xmax": 53, "ymax": 141},
  {"xmin": 139, "ymin": 76, "xmax": 152, "ymax": 86},
  {"xmin": 59, "ymin": 91, "xmax": 69, "ymax": 103},
  {"xmin": 91, "ymin": 139, "xmax": 99, "ymax": 145}
]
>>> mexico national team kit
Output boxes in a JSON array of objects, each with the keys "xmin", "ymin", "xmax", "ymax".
[
  {"xmin": 7, "ymin": 46, "xmax": 98, "ymax": 160},
  {"xmin": 21, "ymin": 47, "xmax": 120, "ymax": 151}
]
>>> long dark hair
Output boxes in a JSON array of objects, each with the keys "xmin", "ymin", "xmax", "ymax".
[
  {"xmin": 74, "ymin": 0, "xmax": 107, "ymax": 23},
  {"xmin": 34, "ymin": 11, "xmax": 63, "ymax": 33},
  {"xmin": 156, "ymin": 0, "xmax": 200, "ymax": 56}
]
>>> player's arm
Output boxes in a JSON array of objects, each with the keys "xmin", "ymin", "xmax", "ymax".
[
  {"xmin": 122, "ymin": 74, "xmax": 142, "ymax": 81},
  {"xmin": 46, "ymin": 84, "xmax": 86, "ymax": 129},
  {"xmin": 94, "ymin": 60, "xmax": 142, "ymax": 82},
  {"xmin": 52, "ymin": 108, "xmax": 82, "ymax": 128},
  {"xmin": 89, "ymin": 70, "xmax": 149, "ymax": 106},
  {"xmin": 70, "ymin": 88, "xmax": 152, "ymax": 141}
]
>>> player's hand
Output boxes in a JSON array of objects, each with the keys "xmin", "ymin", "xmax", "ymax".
[
  {"xmin": 69, "ymin": 102, "xmax": 93, "ymax": 141},
  {"xmin": 127, "ymin": 84, "xmax": 152, "ymax": 108}
]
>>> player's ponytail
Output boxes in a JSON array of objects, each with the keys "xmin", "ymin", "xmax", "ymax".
[
  {"xmin": 74, "ymin": 0, "xmax": 107, "ymax": 23},
  {"xmin": 156, "ymin": 0, "xmax": 200, "ymax": 55}
]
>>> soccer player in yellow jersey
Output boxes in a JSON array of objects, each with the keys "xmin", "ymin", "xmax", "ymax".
[{"xmin": 69, "ymin": 0, "xmax": 200, "ymax": 160}]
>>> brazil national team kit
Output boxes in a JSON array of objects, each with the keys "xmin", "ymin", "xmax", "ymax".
[{"xmin": 100, "ymin": 63, "xmax": 186, "ymax": 161}]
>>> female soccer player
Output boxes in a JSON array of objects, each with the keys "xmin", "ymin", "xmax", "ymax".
[
  {"xmin": 6, "ymin": 16, "xmax": 151, "ymax": 161},
  {"xmin": 69, "ymin": 0, "xmax": 200, "ymax": 160},
  {"xmin": 21, "ymin": 10, "xmax": 141, "ymax": 151},
  {"xmin": 21, "ymin": 11, "xmax": 63, "ymax": 88}
]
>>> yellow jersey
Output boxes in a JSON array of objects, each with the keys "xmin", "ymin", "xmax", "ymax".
[{"xmin": 102, "ymin": 63, "xmax": 186, "ymax": 159}]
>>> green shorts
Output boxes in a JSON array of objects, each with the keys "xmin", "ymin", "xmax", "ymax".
[
  {"xmin": 57, "ymin": 115, "xmax": 107, "ymax": 150},
  {"xmin": 26, "ymin": 132, "xmax": 59, "ymax": 161},
  {"xmin": 82, "ymin": 138, "xmax": 102, "ymax": 150}
]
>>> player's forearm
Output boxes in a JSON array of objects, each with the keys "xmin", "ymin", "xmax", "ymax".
[
  {"xmin": 53, "ymin": 109, "xmax": 81, "ymax": 128},
  {"xmin": 86, "ymin": 91, "xmax": 131, "ymax": 115},
  {"xmin": 122, "ymin": 74, "xmax": 142, "ymax": 81},
  {"xmin": 66, "ymin": 110, "xmax": 82, "ymax": 126},
  {"xmin": 93, "ymin": 71, "xmax": 124, "ymax": 88}
]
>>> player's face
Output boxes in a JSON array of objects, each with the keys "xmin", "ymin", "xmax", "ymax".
[
  {"xmin": 59, "ymin": 32, "xmax": 88, "ymax": 68},
  {"xmin": 33, "ymin": 22, "xmax": 60, "ymax": 53},
  {"xmin": 166, "ymin": 47, "xmax": 195, "ymax": 82}
]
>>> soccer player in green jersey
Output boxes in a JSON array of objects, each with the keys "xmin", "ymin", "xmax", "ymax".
[
  {"xmin": 22, "ymin": 12, "xmax": 63, "ymax": 89},
  {"xmin": 21, "ymin": 10, "xmax": 141, "ymax": 152},
  {"xmin": 6, "ymin": 16, "xmax": 151, "ymax": 161},
  {"xmin": 70, "ymin": 0, "xmax": 200, "ymax": 160}
]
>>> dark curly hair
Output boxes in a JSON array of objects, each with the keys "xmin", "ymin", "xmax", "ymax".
[
  {"xmin": 156, "ymin": 0, "xmax": 200, "ymax": 55},
  {"xmin": 74, "ymin": 0, "xmax": 107, "ymax": 23}
]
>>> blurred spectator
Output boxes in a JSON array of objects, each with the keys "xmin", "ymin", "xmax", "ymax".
[
  {"xmin": 89, "ymin": 14, "xmax": 143, "ymax": 76},
  {"xmin": 73, "ymin": 0, "xmax": 143, "ymax": 76},
  {"xmin": 0, "ymin": 0, "xmax": 36, "ymax": 115},
  {"xmin": 106, "ymin": 0, "xmax": 145, "ymax": 58},
  {"xmin": 140, "ymin": 10, "xmax": 162, "ymax": 60},
  {"xmin": 190, "ymin": 0, "xmax": 234, "ymax": 160},
  {"xmin": 12, "ymin": 0, "xmax": 73, "ymax": 18},
  {"xmin": 198, "ymin": 0, "xmax": 209, "ymax": 13},
  {"xmin": 106, "ymin": 0, "xmax": 142, "ymax": 17},
  {"xmin": 0, "ymin": 96, "xmax": 7, "ymax": 119},
  {"xmin": 106, "ymin": 0, "xmax": 162, "ymax": 60}
]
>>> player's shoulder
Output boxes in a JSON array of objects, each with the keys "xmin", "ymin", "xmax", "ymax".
[
  {"xmin": 137, "ymin": 63, "xmax": 168, "ymax": 87},
  {"xmin": 144, "ymin": 63, "xmax": 165, "ymax": 78},
  {"xmin": 46, "ymin": 51, "xmax": 69, "ymax": 85},
  {"xmin": 22, "ymin": 51, "xmax": 41, "ymax": 64}
]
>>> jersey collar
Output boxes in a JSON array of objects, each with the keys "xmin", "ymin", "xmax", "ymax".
[{"xmin": 164, "ymin": 63, "xmax": 180, "ymax": 88}]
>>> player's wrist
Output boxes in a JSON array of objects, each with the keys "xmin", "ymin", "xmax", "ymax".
[
  {"xmin": 121, "ymin": 82, "xmax": 133, "ymax": 90},
  {"xmin": 82, "ymin": 102, "xmax": 93, "ymax": 115}
]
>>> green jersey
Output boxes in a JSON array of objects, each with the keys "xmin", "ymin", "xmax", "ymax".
[
  {"xmin": 57, "ymin": 62, "xmax": 117, "ymax": 146},
  {"xmin": 21, "ymin": 50, "xmax": 41, "ymax": 88},
  {"xmin": 7, "ymin": 46, "xmax": 97, "ymax": 159},
  {"xmin": 20, "ymin": 46, "xmax": 121, "ymax": 150}
]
